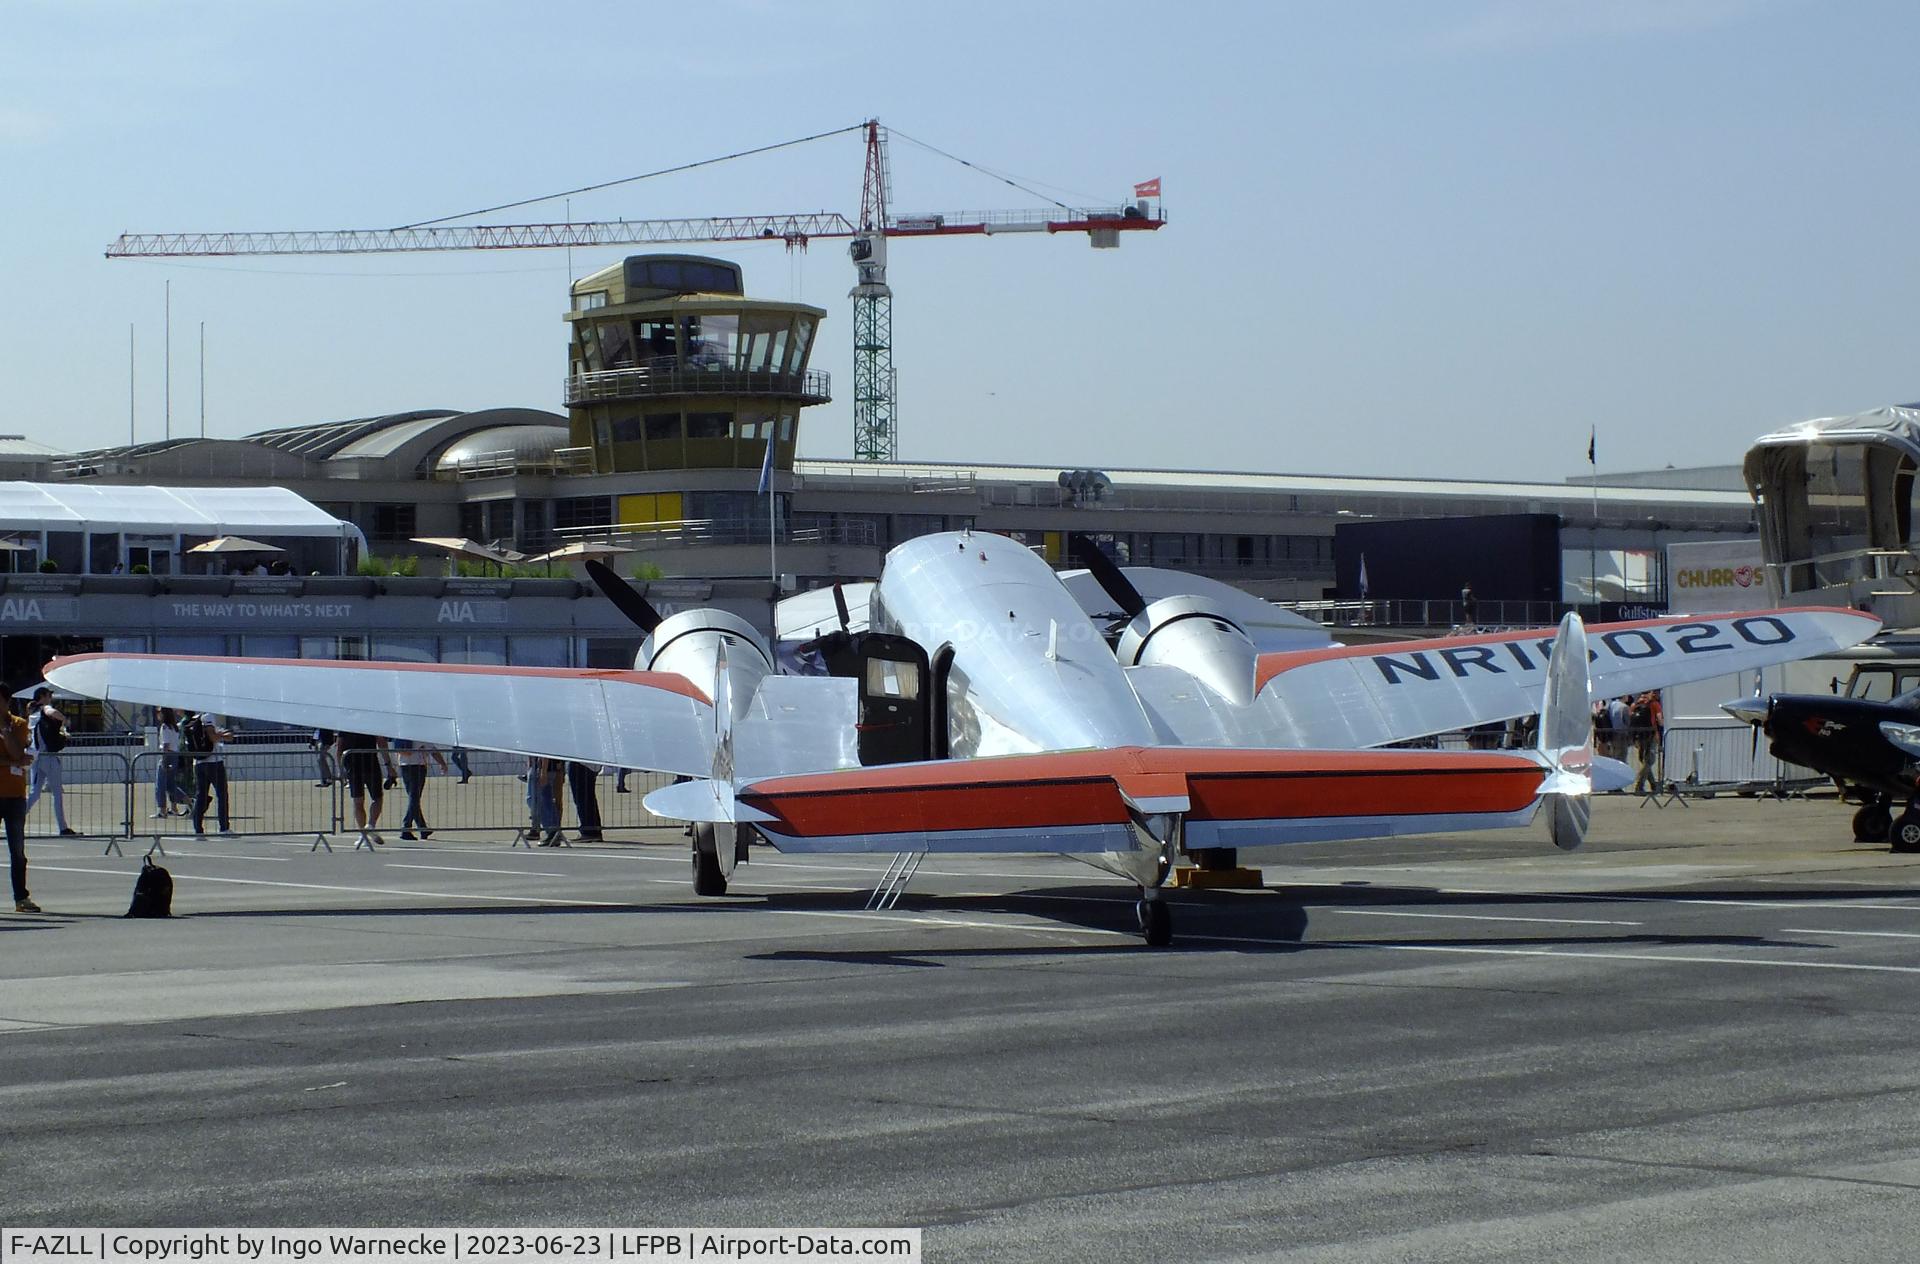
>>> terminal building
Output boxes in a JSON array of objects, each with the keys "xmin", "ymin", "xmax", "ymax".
[{"xmin": 0, "ymin": 253, "xmax": 1774, "ymax": 694}]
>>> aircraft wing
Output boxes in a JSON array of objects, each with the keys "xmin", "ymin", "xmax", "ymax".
[
  {"xmin": 45, "ymin": 653, "xmax": 719, "ymax": 777},
  {"xmin": 1239, "ymin": 607, "xmax": 1880, "ymax": 750},
  {"xmin": 658, "ymin": 745, "xmax": 1546, "ymax": 854}
]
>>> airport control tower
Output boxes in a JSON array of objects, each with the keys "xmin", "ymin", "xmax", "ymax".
[{"xmin": 563, "ymin": 255, "xmax": 829, "ymax": 491}]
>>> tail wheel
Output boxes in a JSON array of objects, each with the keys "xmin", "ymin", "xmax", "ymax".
[
  {"xmin": 1853, "ymin": 803, "xmax": 1892, "ymax": 843},
  {"xmin": 691, "ymin": 824, "xmax": 728, "ymax": 896},
  {"xmin": 1894, "ymin": 812, "xmax": 1920, "ymax": 854}
]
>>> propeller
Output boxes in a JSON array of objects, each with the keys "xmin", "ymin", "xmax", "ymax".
[
  {"xmin": 583, "ymin": 559, "xmax": 665, "ymax": 634},
  {"xmin": 1069, "ymin": 533, "xmax": 1146, "ymax": 620},
  {"xmin": 1719, "ymin": 671, "xmax": 1768, "ymax": 767},
  {"xmin": 832, "ymin": 582, "xmax": 852, "ymax": 634}
]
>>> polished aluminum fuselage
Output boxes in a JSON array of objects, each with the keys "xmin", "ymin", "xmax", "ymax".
[{"xmin": 870, "ymin": 532, "xmax": 1159, "ymax": 759}]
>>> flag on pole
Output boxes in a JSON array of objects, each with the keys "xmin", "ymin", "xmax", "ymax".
[
  {"xmin": 757, "ymin": 432, "xmax": 777, "ymax": 495},
  {"xmin": 1133, "ymin": 177, "xmax": 1161, "ymax": 199},
  {"xmin": 1587, "ymin": 426, "xmax": 1596, "ymax": 466},
  {"xmin": 1358, "ymin": 553, "xmax": 1370, "ymax": 599}
]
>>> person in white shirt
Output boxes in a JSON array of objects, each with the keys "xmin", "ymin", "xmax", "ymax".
[
  {"xmin": 152, "ymin": 707, "xmax": 193, "ymax": 818},
  {"xmin": 23, "ymin": 688, "xmax": 76, "ymax": 836}
]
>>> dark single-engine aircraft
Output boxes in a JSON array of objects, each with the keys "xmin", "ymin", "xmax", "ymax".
[
  {"xmin": 1724, "ymin": 681, "xmax": 1920, "ymax": 849},
  {"xmin": 48, "ymin": 531, "xmax": 1878, "ymax": 943}
]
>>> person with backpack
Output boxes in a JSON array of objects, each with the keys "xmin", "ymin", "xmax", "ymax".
[
  {"xmin": 184, "ymin": 711, "xmax": 234, "ymax": 836},
  {"xmin": 23, "ymin": 687, "xmax": 77, "ymax": 837},
  {"xmin": 2, "ymin": 699, "xmax": 38, "ymax": 912}
]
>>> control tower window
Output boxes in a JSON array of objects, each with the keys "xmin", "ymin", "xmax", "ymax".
[
  {"xmin": 740, "ymin": 312, "xmax": 791, "ymax": 372},
  {"xmin": 644, "ymin": 413, "xmax": 681, "ymax": 442},
  {"xmin": 576, "ymin": 290, "xmax": 608, "ymax": 312},
  {"xmin": 687, "ymin": 411, "xmax": 732, "ymax": 440},
  {"xmin": 684, "ymin": 314, "xmax": 738, "ymax": 368},
  {"xmin": 636, "ymin": 318, "xmax": 676, "ymax": 363},
  {"xmin": 600, "ymin": 320, "xmax": 635, "ymax": 370},
  {"xmin": 790, "ymin": 319, "xmax": 815, "ymax": 370}
]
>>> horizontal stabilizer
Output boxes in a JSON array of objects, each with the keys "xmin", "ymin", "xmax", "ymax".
[{"xmin": 689, "ymin": 745, "xmax": 1551, "ymax": 855}]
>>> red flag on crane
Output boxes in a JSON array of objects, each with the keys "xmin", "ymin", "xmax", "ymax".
[{"xmin": 1133, "ymin": 177, "xmax": 1161, "ymax": 199}]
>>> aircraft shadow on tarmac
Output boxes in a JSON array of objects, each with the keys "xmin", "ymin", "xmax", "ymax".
[{"xmin": 164, "ymin": 880, "xmax": 1904, "ymax": 958}]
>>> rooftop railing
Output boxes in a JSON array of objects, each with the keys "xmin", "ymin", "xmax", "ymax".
[
  {"xmin": 555, "ymin": 517, "xmax": 880, "ymax": 551},
  {"xmin": 565, "ymin": 358, "xmax": 830, "ymax": 406},
  {"xmin": 437, "ymin": 446, "xmax": 595, "ymax": 481}
]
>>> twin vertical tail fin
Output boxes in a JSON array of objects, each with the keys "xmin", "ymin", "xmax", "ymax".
[{"xmin": 1534, "ymin": 611, "xmax": 1595, "ymax": 851}]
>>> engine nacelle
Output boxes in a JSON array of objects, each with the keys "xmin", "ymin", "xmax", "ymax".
[
  {"xmin": 1115, "ymin": 595, "xmax": 1259, "ymax": 706},
  {"xmin": 639, "ymin": 609, "xmax": 774, "ymax": 719}
]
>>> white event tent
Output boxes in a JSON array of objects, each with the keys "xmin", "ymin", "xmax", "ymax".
[{"xmin": 0, "ymin": 483, "xmax": 367, "ymax": 575}]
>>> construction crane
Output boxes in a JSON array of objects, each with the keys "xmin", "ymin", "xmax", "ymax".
[{"xmin": 106, "ymin": 120, "xmax": 1165, "ymax": 462}]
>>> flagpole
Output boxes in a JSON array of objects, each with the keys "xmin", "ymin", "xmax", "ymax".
[{"xmin": 1589, "ymin": 425, "xmax": 1598, "ymax": 614}]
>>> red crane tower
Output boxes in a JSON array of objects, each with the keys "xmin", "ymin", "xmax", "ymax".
[{"xmin": 105, "ymin": 120, "xmax": 1165, "ymax": 462}]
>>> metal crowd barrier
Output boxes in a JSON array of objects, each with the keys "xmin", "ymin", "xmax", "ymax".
[
  {"xmin": 17, "ymin": 747, "xmax": 682, "ymax": 844},
  {"xmin": 19, "ymin": 730, "xmax": 1830, "ymax": 847}
]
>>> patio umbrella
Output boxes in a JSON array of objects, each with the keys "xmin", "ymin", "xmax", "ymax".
[
  {"xmin": 186, "ymin": 535, "xmax": 285, "ymax": 555},
  {"xmin": 524, "ymin": 540, "xmax": 635, "ymax": 575},
  {"xmin": 409, "ymin": 536, "xmax": 518, "ymax": 575}
]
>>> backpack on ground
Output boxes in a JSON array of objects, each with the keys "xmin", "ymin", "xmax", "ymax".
[
  {"xmin": 35, "ymin": 710, "xmax": 66, "ymax": 753},
  {"xmin": 180, "ymin": 714, "xmax": 213, "ymax": 757},
  {"xmin": 125, "ymin": 855, "xmax": 173, "ymax": 918}
]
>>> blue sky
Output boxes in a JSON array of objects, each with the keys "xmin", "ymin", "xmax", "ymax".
[{"xmin": 3, "ymin": 0, "xmax": 1915, "ymax": 481}]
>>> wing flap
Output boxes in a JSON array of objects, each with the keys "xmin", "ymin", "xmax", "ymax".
[{"xmin": 46, "ymin": 653, "xmax": 717, "ymax": 777}]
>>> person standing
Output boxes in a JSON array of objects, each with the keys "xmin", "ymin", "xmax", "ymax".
[
  {"xmin": 1631, "ymin": 691, "xmax": 1665, "ymax": 795},
  {"xmin": 152, "ymin": 708, "xmax": 193, "ymax": 818},
  {"xmin": 335, "ymin": 730, "xmax": 393, "ymax": 844},
  {"xmin": 23, "ymin": 687, "xmax": 77, "ymax": 837},
  {"xmin": 567, "ymin": 761, "xmax": 604, "ymax": 842},
  {"xmin": 186, "ymin": 711, "xmax": 234, "ymax": 836},
  {"xmin": 1606, "ymin": 695, "xmax": 1631, "ymax": 762},
  {"xmin": 391, "ymin": 737, "xmax": 448, "ymax": 840},
  {"xmin": 2, "ymin": 702, "xmax": 38, "ymax": 911},
  {"xmin": 526, "ymin": 756, "xmax": 562, "ymax": 844},
  {"xmin": 312, "ymin": 728, "xmax": 337, "ymax": 787}
]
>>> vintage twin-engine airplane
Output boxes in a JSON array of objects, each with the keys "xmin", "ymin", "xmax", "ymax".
[
  {"xmin": 48, "ymin": 531, "xmax": 1879, "ymax": 944},
  {"xmin": 1724, "ymin": 682, "xmax": 1920, "ymax": 850}
]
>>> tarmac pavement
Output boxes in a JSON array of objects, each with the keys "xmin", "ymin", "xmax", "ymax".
[{"xmin": 4, "ymin": 793, "xmax": 1920, "ymax": 1261}]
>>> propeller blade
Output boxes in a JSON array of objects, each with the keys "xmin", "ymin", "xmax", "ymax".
[
  {"xmin": 583, "ymin": 559, "xmax": 665, "ymax": 633},
  {"xmin": 1068, "ymin": 533, "xmax": 1147, "ymax": 619},
  {"xmin": 832, "ymin": 583, "xmax": 851, "ymax": 634}
]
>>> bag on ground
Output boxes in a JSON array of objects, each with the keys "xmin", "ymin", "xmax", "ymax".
[{"xmin": 125, "ymin": 855, "xmax": 173, "ymax": 918}]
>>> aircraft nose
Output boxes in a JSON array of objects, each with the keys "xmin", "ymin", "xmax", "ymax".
[{"xmin": 1721, "ymin": 696, "xmax": 1769, "ymax": 726}]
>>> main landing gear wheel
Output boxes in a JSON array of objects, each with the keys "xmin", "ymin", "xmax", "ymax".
[
  {"xmin": 1136, "ymin": 898, "xmax": 1172, "ymax": 948},
  {"xmin": 1893, "ymin": 812, "xmax": 1920, "ymax": 854},
  {"xmin": 691, "ymin": 824, "xmax": 728, "ymax": 896},
  {"xmin": 1853, "ymin": 803, "xmax": 1892, "ymax": 843}
]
